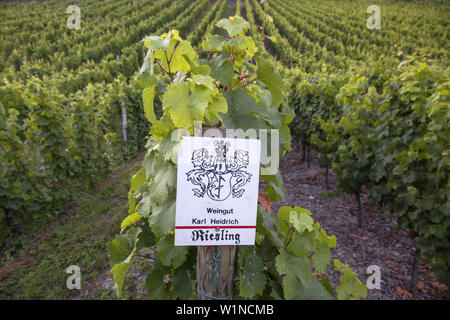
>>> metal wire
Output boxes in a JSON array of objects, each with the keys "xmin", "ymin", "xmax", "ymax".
[{"xmin": 196, "ymin": 245, "xmax": 234, "ymax": 300}]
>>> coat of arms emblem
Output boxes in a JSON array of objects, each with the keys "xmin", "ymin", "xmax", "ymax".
[{"xmin": 186, "ymin": 140, "xmax": 252, "ymax": 201}]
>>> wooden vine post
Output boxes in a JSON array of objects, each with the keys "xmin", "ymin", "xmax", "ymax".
[
  {"xmin": 175, "ymin": 125, "xmax": 259, "ymax": 299},
  {"xmin": 196, "ymin": 127, "xmax": 236, "ymax": 300},
  {"xmin": 197, "ymin": 245, "xmax": 236, "ymax": 300}
]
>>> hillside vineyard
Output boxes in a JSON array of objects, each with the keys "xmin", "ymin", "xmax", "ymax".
[{"xmin": 0, "ymin": 0, "xmax": 448, "ymax": 300}]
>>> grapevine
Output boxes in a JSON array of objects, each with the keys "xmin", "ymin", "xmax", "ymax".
[{"xmin": 108, "ymin": 17, "xmax": 367, "ymax": 300}]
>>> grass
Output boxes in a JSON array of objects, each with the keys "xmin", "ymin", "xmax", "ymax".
[{"xmin": 0, "ymin": 153, "xmax": 145, "ymax": 299}]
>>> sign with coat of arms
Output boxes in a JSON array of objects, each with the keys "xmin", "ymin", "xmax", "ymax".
[{"xmin": 175, "ymin": 136, "xmax": 261, "ymax": 246}]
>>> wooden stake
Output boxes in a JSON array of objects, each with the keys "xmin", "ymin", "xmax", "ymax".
[
  {"xmin": 197, "ymin": 245, "xmax": 236, "ymax": 300},
  {"xmin": 195, "ymin": 126, "xmax": 237, "ymax": 300}
]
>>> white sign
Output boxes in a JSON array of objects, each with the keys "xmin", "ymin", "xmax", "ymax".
[{"xmin": 175, "ymin": 136, "xmax": 261, "ymax": 246}]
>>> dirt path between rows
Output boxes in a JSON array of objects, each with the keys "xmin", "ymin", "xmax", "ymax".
[{"xmin": 271, "ymin": 145, "xmax": 449, "ymax": 300}]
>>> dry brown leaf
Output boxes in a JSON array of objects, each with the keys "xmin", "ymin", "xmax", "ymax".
[
  {"xmin": 385, "ymin": 260, "xmax": 399, "ymax": 272},
  {"xmin": 358, "ymin": 230, "xmax": 369, "ymax": 240},
  {"xmin": 417, "ymin": 280, "xmax": 428, "ymax": 293},
  {"xmin": 390, "ymin": 265, "xmax": 399, "ymax": 272},
  {"xmin": 394, "ymin": 274, "xmax": 408, "ymax": 281},
  {"xmin": 396, "ymin": 287, "xmax": 413, "ymax": 299},
  {"xmin": 258, "ymin": 191, "xmax": 271, "ymax": 214},
  {"xmin": 306, "ymin": 171, "xmax": 323, "ymax": 180}
]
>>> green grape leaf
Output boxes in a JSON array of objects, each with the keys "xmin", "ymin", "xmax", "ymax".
[
  {"xmin": 128, "ymin": 191, "xmax": 136, "ymax": 214},
  {"xmin": 150, "ymin": 116, "xmax": 175, "ymax": 141},
  {"xmin": 241, "ymin": 36, "xmax": 257, "ymax": 58},
  {"xmin": 257, "ymin": 205, "xmax": 284, "ymax": 247},
  {"xmin": 137, "ymin": 224, "xmax": 156, "ymax": 249},
  {"xmin": 138, "ymin": 194, "xmax": 152, "ymax": 218},
  {"xmin": 107, "ymin": 235, "xmax": 133, "ymax": 266},
  {"xmin": 277, "ymin": 206, "xmax": 293, "ymax": 235},
  {"xmin": 143, "ymin": 86, "xmax": 157, "ymax": 124},
  {"xmin": 143, "ymin": 151, "xmax": 160, "ymax": 180},
  {"xmin": 111, "ymin": 259, "xmax": 135, "ymax": 298},
  {"xmin": 168, "ymin": 40, "xmax": 197, "ymax": 73},
  {"xmin": 312, "ymin": 241, "xmax": 331, "ymax": 274},
  {"xmin": 130, "ymin": 168, "xmax": 146, "ymax": 192},
  {"xmin": 208, "ymin": 55, "xmax": 234, "ymax": 87},
  {"xmin": 146, "ymin": 263, "xmax": 170, "ymax": 300},
  {"xmin": 184, "ymin": 55, "xmax": 211, "ymax": 75},
  {"xmin": 295, "ymin": 276, "xmax": 334, "ymax": 300},
  {"xmin": 108, "ymin": 228, "xmax": 141, "ymax": 297},
  {"xmin": 226, "ymin": 36, "xmax": 257, "ymax": 66},
  {"xmin": 153, "ymin": 36, "xmax": 197, "ymax": 74},
  {"xmin": 334, "ymin": 259, "xmax": 367, "ymax": 300},
  {"xmin": 264, "ymin": 181, "xmax": 285, "ymax": 203},
  {"xmin": 121, "ymin": 212, "xmax": 142, "ymax": 232},
  {"xmin": 321, "ymin": 276, "xmax": 335, "ymax": 297},
  {"xmin": 276, "ymin": 248, "xmax": 311, "ymax": 288},
  {"xmin": 173, "ymin": 267, "xmax": 194, "ymax": 300},
  {"xmin": 136, "ymin": 50, "xmax": 157, "ymax": 89},
  {"xmin": 148, "ymin": 196, "xmax": 176, "ymax": 237},
  {"xmin": 144, "ymin": 35, "xmax": 170, "ymax": 51},
  {"xmin": 237, "ymin": 246, "xmax": 254, "ymax": 267},
  {"xmin": 162, "ymin": 82, "xmax": 189, "ymax": 112},
  {"xmin": 163, "ymin": 82, "xmax": 212, "ymax": 127},
  {"xmin": 318, "ymin": 229, "xmax": 337, "ymax": 249},
  {"xmin": 282, "ymin": 273, "xmax": 301, "ymax": 300},
  {"xmin": 255, "ymin": 56, "xmax": 286, "ymax": 107},
  {"xmin": 268, "ymin": 279, "xmax": 284, "ymax": 300},
  {"xmin": 148, "ymin": 161, "xmax": 176, "ymax": 206},
  {"xmin": 221, "ymin": 88, "xmax": 279, "ymax": 130},
  {"xmin": 256, "ymin": 237, "xmax": 280, "ymax": 262},
  {"xmin": 157, "ymin": 137, "xmax": 180, "ymax": 164},
  {"xmin": 205, "ymin": 94, "xmax": 228, "ymax": 123},
  {"xmin": 156, "ymin": 234, "xmax": 188, "ymax": 268},
  {"xmin": 189, "ymin": 83, "xmax": 215, "ymax": 110},
  {"xmin": 287, "ymin": 232, "xmax": 313, "ymax": 258},
  {"xmin": 289, "ymin": 207, "xmax": 314, "ymax": 233},
  {"xmin": 261, "ymin": 171, "xmax": 285, "ymax": 202},
  {"xmin": 191, "ymin": 74, "xmax": 218, "ymax": 92},
  {"xmin": 239, "ymin": 253, "xmax": 267, "ymax": 298},
  {"xmin": 216, "ymin": 16, "xmax": 250, "ymax": 37},
  {"xmin": 203, "ymin": 34, "xmax": 226, "ymax": 51}
]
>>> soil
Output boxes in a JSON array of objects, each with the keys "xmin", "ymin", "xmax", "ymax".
[{"xmin": 270, "ymin": 143, "xmax": 449, "ymax": 300}]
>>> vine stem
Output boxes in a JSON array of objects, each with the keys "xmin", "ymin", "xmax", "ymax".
[
  {"xmin": 137, "ymin": 253, "xmax": 154, "ymax": 260},
  {"xmin": 232, "ymin": 76, "xmax": 258, "ymax": 89},
  {"xmin": 164, "ymin": 51, "xmax": 171, "ymax": 74},
  {"xmin": 228, "ymin": 44, "xmax": 235, "ymax": 64},
  {"xmin": 285, "ymin": 226, "xmax": 295, "ymax": 247},
  {"xmin": 155, "ymin": 60, "xmax": 170, "ymax": 78},
  {"xmin": 164, "ymin": 50, "xmax": 174, "ymax": 82},
  {"xmin": 168, "ymin": 44, "xmax": 178, "ymax": 64},
  {"xmin": 242, "ymin": 77, "xmax": 258, "ymax": 87},
  {"xmin": 231, "ymin": 79, "xmax": 241, "ymax": 88}
]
